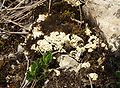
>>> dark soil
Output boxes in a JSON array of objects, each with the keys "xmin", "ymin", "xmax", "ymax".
[{"xmin": 0, "ymin": 0, "xmax": 119, "ymax": 88}]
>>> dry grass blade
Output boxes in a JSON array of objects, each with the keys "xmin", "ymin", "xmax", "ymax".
[
  {"xmin": 20, "ymin": 52, "xmax": 30, "ymax": 88},
  {"xmin": 2, "ymin": 18, "xmax": 28, "ymax": 30},
  {"xmin": 14, "ymin": 0, "xmax": 25, "ymax": 8},
  {"xmin": 14, "ymin": 10, "xmax": 32, "ymax": 22},
  {"xmin": 0, "ymin": 6, "xmax": 32, "ymax": 11},
  {"xmin": 48, "ymin": 0, "xmax": 52, "ymax": 14},
  {"xmin": 0, "ymin": 28, "xmax": 28, "ymax": 35},
  {"xmin": 88, "ymin": 75, "xmax": 93, "ymax": 88},
  {"xmin": 0, "ymin": 0, "xmax": 47, "ymax": 26},
  {"xmin": 9, "ymin": 0, "xmax": 46, "ymax": 20}
]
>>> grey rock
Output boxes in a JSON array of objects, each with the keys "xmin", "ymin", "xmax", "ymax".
[{"xmin": 83, "ymin": 0, "xmax": 120, "ymax": 51}]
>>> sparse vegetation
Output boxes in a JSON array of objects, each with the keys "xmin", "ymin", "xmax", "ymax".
[
  {"xmin": 0, "ymin": 0, "xmax": 119, "ymax": 88},
  {"xmin": 25, "ymin": 52, "xmax": 52, "ymax": 87}
]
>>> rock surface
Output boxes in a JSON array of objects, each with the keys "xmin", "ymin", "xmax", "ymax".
[{"xmin": 83, "ymin": 0, "xmax": 120, "ymax": 51}]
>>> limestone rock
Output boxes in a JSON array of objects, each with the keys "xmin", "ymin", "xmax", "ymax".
[{"xmin": 83, "ymin": 0, "xmax": 120, "ymax": 51}]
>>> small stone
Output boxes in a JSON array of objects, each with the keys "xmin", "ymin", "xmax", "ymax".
[
  {"xmin": 11, "ymin": 65, "xmax": 15, "ymax": 69},
  {"xmin": 88, "ymin": 48, "xmax": 93, "ymax": 52},
  {"xmin": 53, "ymin": 57, "xmax": 56, "ymax": 59},
  {"xmin": 58, "ymin": 55, "xmax": 79, "ymax": 70},
  {"xmin": 17, "ymin": 44, "xmax": 24, "ymax": 53}
]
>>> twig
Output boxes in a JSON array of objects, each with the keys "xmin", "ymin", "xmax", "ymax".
[
  {"xmin": 79, "ymin": 0, "xmax": 85, "ymax": 4},
  {"xmin": 14, "ymin": 10, "xmax": 32, "ymax": 22},
  {"xmin": 24, "ymin": 52, "xmax": 29, "ymax": 71},
  {"xmin": 0, "ymin": 31, "xmax": 29, "ymax": 35},
  {"xmin": 48, "ymin": 0, "xmax": 52, "ymax": 14},
  {"xmin": 20, "ymin": 75, "xmax": 27, "ymax": 88},
  {"xmin": 0, "ymin": 28, "xmax": 29, "ymax": 35},
  {"xmin": 78, "ymin": 4, "xmax": 82, "ymax": 28},
  {"xmin": 88, "ymin": 75, "xmax": 93, "ymax": 88},
  {"xmin": 0, "ymin": 6, "xmax": 32, "ymax": 11},
  {"xmin": 9, "ymin": 32, "xmax": 28, "ymax": 35},
  {"xmin": 14, "ymin": 0, "xmax": 46, "ymax": 20},
  {"xmin": 70, "ymin": 18, "xmax": 84, "ymax": 24},
  {"xmin": 7, "ymin": 0, "xmax": 18, "ymax": 8},
  {"xmin": 20, "ymin": 52, "xmax": 30, "ymax": 88},
  {"xmin": 0, "ymin": 0, "xmax": 6, "ymax": 9},
  {"xmin": 79, "ymin": 5, "xmax": 82, "ymax": 21},
  {"xmin": 14, "ymin": 0, "xmax": 25, "ymax": 8},
  {"xmin": 2, "ymin": 18, "xmax": 28, "ymax": 31},
  {"xmin": 76, "ymin": 63, "xmax": 82, "ymax": 88},
  {"xmin": 30, "ymin": 80, "xmax": 38, "ymax": 88},
  {"xmin": 1, "ymin": 0, "xmax": 47, "ymax": 21}
]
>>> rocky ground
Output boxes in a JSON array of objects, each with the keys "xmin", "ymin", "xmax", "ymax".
[{"xmin": 0, "ymin": 0, "xmax": 120, "ymax": 88}]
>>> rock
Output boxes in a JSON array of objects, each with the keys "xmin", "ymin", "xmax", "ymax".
[
  {"xmin": 17, "ymin": 44, "xmax": 24, "ymax": 53},
  {"xmin": 82, "ymin": 0, "xmax": 120, "ymax": 51},
  {"xmin": 57, "ymin": 55, "xmax": 79, "ymax": 71}
]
